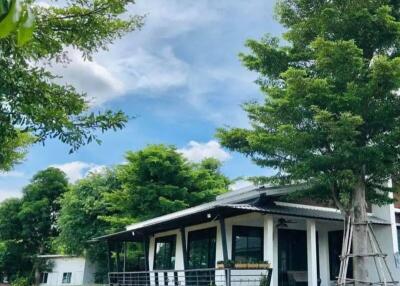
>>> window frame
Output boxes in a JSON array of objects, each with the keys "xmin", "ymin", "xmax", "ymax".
[
  {"xmin": 40, "ymin": 272, "xmax": 48, "ymax": 284},
  {"xmin": 187, "ymin": 227, "xmax": 217, "ymax": 269},
  {"xmin": 62, "ymin": 272, "xmax": 72, "ymax": 284},
  {"xmin": 153, "ymin": 235, "xmax": 177, "ymax": 270},
  {"xmin": 232, "ymin": 225, "xmax": 264, "ymax": 263}
]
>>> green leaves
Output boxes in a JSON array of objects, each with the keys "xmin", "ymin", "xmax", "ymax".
[
  {"xmin": 0, "ymin": 0, "xmax": 35, "ymax": 45},
  {"xmin": 218, "ymin": 0, "xmax": 400, "ymax": 207}
]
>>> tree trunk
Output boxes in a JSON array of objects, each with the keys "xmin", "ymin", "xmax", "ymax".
[{"xmin": 352, "ymin": 176, "xmax": 369, "ymax": 285}]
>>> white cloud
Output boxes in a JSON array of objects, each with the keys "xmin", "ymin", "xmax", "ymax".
[
  {"xmin": 178, "ymin": 140, "xmax": 231, "ymax": 163},
  {"xmin": 0, "ymin": 187, "xmax": 22, "ymax": 202},
  {"xmin": 115, "ymin": 47, "xmax": 188, "ymax": 93},
  {"xmin": 48, "ymin": 49, "xmax": 124, "ymax": 106},
  {"xmin": 0, "ymin": 171, "xmax": 25, "ymax": 178},
  {"xmin": 51, "ymin": 161, "xmax": 106, "ymax": 182},
  {"xmin": 130, "ymin": 1, "xmax": 220, "ymax": 40},
  {"xmin": 229, "ymin": 180, "xmax": 254, "ymax": 191}
]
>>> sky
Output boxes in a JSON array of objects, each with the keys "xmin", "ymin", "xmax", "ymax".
[{"xmin": 0, "ymin": 0, "xmax": 284, "ymax": 202}]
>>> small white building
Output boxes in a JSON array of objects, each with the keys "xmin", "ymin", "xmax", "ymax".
[{"xmin": 38, "ymin": 255, "xmax": 96, "ymax": 286}]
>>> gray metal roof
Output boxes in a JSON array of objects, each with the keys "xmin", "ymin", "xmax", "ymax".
[
  {"xmin": 125, "ymin": 184, "xmax": 308, "ymax": 231},
  {"xmin": 219, "ymin": 203, "xmax": 390, "ymax": 225},
  {"xmin": 93, "ymin": 184, "xmax": 389, "ymax": 241}
]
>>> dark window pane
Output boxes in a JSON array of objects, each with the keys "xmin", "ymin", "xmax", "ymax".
[
  {"xmin": 188, "ymin": 227, "xmax": 217, "ymax": 269},
  {"xmin": 397, "ymin": 227, "xmax": 400, "ymax": 252},
  {"xmin": 328, "ymin": 231, "xmax": 353, "ymax": 280},
  {"xmin": 232, "ymin": 226, "xmax": 263, "ymax": 263},
  {"xmin": 154, "ymin": 235, "xmax": 176, "ymax": 270}
]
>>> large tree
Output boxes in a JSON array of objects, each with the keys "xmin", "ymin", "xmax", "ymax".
[
  {"xmin": 56, "ymin": 170, "xmax": 120, "ymax": 282},
  {"xmin": 0, "ymin": 168, "xmax": 69, "ymax": 283},
  {"xmin": 217, "ymin": 0, "xmax": 400, "ymax": 282},
  {"xmin": 57, "ymin": 145, "xmax": 230, "ymax": 278},
  {"xmin": 0, "ymin": 0, "xmax": 144, "ymax": 170},
  {"xmin": 105, "ymin": 145, "xmax": 230, "ymax": 223}
]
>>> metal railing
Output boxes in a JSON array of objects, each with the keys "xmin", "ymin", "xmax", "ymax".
[{"xmin": 109, "ymin": 268, "xmax": 272, "ymax": 286}]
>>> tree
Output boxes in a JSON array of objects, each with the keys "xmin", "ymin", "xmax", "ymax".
[
  {"xmin": 0, "ymin": 168, "xmax": 69, "ymax": 283},
  {"xmin": 18, "ymin": 167, "xmax": 69, "ymax": 254},
  {"xmin": 0, "ymin": 0, "xmax": 144, "ymax": 170},
  {"xmin": 217, "ymin": 1, "xmax": 400, "ymax": 282},
  {"xmin": 0, "ymin": 199, "xmax": 28, "ymax": 282},
  {"xmin": 0, "ymin": 0, "xmax": 35, "ymax": 45},
  {"xmin": 105, "ymin": 145, "xmax": 230, "ymax": 223},
  {"xmin": 56, "ymin": 170, "xmax": 121, "ymax": 282},
  {"xmin": 57, "ymin": 145, "xmax": 229, "ymax": 279}
]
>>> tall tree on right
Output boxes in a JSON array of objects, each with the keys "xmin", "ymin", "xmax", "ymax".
[{"xmin": 217, "ymin": 1, "xmax": 400, "ymax": 282}]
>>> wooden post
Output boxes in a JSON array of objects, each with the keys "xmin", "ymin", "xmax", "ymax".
[
  {"xmin": 180, "ymin": 227, "xmax": 188, "ymax": 269},
  {"xmin": 219, "ymin": 216, "xmax": 229, "ymax": 263},
  {"xmin": 143, "ymin": 236, "xmax": 150, "ymax": 271}
]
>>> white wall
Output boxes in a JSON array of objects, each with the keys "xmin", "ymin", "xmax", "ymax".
[
  {"xmin": 40, "ymin": 257, "xmax": 95, "ymax": 286},
  {"xmin": 145, "ymin": 209, "xmax": 400, "ymax": 286}
]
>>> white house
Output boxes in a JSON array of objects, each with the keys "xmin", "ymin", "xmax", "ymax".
[
  {"xmin": 38, "ymin": 255, "xmax": 97, "ymax": 286},
  {"xmin": 95, "ymin": 184, "xmax": 400, "ymax": 286}
]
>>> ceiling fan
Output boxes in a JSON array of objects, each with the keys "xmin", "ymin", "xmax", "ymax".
[{"xmin": 276, "ymin": 218, "xmax": 297, "ymax": 228}]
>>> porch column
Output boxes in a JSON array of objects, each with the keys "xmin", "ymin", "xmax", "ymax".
[
  {"xmin": 307, "ymin": 220, "xmax": 318, "ymax": 286},
  {"xmin": 219, "ymin": 216, "xmax": 229, "ymax": 263},
  {"xmin": 180, "ymin": 227, "xmax": 188, "ymax": 270},
  {"xmin": 264, "ymin": 215, "xmax": 275, "ymax": 286}
]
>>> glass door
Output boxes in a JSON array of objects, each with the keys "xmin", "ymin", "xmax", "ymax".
[
  {"xmin": 278, "ymin": 229, "xmax": 308, "ymax": 286},
  {"xmin": 187, "ymin": 227, "xmax": 217, "ymax": 286}
]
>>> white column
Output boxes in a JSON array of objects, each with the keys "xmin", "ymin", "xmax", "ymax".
[
  {"xmin": 264, "ymin": 215, "xmax": 275, "ymax": 285},
  {"xmin": 307, "ymin": 219, "xmax": 318, "ymax": 286},
  {"xmin": 318, "ymin": 230, "xmax": 330, "ymax": 286}
]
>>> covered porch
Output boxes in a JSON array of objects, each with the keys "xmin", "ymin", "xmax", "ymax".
[{"xmin": 96, "ymin": 194, "xmax": 389, "ymax": 286}]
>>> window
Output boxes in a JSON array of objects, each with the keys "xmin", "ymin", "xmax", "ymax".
[
  {"xmin": 154, "ymin": 235, "xmax": 176, "ymax": 270},
  {"xmin": 328, "ymin": 231, "xmax": 352, "ymax": 280},
  {"xmin": 40, "ymin": 273, "xmax": 48, "ymax": 284},
  {"xmin": 62, "ymin": 273, "xmax": 72, "ymax": 284},
  {"xmin": 232, "ymin": 226, "xmax": 263, "ymax": 263},
  {"xmin": 397, "ymin": 227, "xmax": 400, "ymax": 252},
  {"xmin": 187, "ymin": 227, "xmax": 217, "ymax": 269}
]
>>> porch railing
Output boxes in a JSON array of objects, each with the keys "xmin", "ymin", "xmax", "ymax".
[{"xmin": 109, "ymin": 268, "xmax": 273, "ymax": 286}]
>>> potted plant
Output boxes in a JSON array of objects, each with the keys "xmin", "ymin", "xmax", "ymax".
[
  {"xmin": 234, "ymin": 260, "xmax": 248, "ymax": 269},
  {"xmin": 258, "ymin": 261, "xmax": 270, "ymax": 269},
  {"xmin": 246, "ymin": 259, "xmax": 260, "ymax": 269},
  {"xmin": 226, "ymin": 260, "xmax": 235, "ymax": 268},
  {"xmin": 259, "ymin": 274, "xmax": 269, "ymax": 286},
  {"xmin": 216, "ymin": 260, "xmax": 225, "ymax": 269}
]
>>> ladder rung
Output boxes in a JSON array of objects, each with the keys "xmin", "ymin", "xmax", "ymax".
[{"xmin": 340, "ymin": 253, "xmax": 387, "ymax": 258}]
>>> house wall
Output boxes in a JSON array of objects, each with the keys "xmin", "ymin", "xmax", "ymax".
[
  {"xmin": 145, "ymin": 203, "xmax": 400, "ymax": 286},
  {"xmin": 40, "ymin": 257, "xmax": 94, "ymax": 286}
]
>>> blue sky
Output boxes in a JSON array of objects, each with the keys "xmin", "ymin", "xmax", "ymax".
[{"xmin": 0, "ymin": 0, "xmax": 284, "ymax": 201}]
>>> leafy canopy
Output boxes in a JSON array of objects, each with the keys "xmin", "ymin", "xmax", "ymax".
[
  {"xmin": 217, "ymin": 0, "xmax": 400, "ymax": 211},
  {"xmin": 56, "ymin": 145, "xmax": 230, "ymax": 279},
  {"xmin": 0, "ymin": 168, "xmax": 69, "ymax": 282},
  {"xmin": 0, "ymin": 0, "xmax": 144, "ymax": 170},
  {"xmin": 104, "ymin": 145, "xmax": 230, "ymax": 223}
]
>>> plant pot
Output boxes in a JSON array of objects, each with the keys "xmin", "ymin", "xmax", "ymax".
[
  {"xmin": 235, "ymin": 263, "xmax": 248, "ymax": 269},
  {"xmin": 258, "ymin": 263, "xmax": 270, "ymax": 269},
  {"xmin": 216, "ymin": 264, "xmax": 225, "ymax": 269},
  {"xmin": 247, "ymin": 263, "xmax": 259, "ymax": 269}
]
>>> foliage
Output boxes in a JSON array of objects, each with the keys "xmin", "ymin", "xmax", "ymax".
[
  {"xmin": 56, "ymin": 170, "xmax": 120, "ymax": 281},
  {"xmin": 56, "ymin": 145, "xmax": 229, "ymax": 279},
  {"xmin": 10, "ymin": 276, "xmax": 30, "ymax": 286},
  {"xmin": 104, "ymin": 144, "xmax": 230, "ymax": 223},
  {"xmin": 0, "ymin": 168, "xmax": 68, "ymax": 282},
  {"xmin": 0, "ymin": 0, "xmax": 144, "ymax": 171},
  {"xmin": 0, "ymin": 0, "xmax": 35, "ymax": 45},
  {"xmin": 217, "ymin": 0, "xmax": 400, "ymax": 281},
  {"xmin": 217, "ymin": 0, "xmax": 400, "ymax": 211}
]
